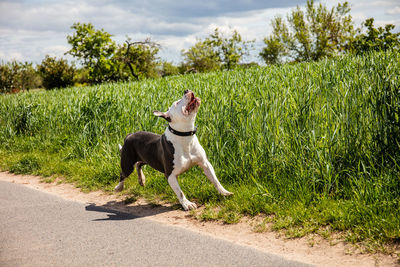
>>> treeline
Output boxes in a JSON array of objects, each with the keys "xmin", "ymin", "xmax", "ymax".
[{"xmin": 1, "ymin": 0, "xmax": 399, "ymax": 93}]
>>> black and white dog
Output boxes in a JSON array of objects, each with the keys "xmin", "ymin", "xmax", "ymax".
[{"xmin": 115, "ymin": 90, "xmax": 233, "ymax": 210}]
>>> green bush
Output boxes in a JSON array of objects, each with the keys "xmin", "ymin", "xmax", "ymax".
[
  {"xmin": 158, "ymin": 61, "xmax": 179, "ymax": 77},
  {"xmin": 0, "ymin": 61, "xmax": 41, "ymax": 93},
  {"xmin": 349, "ymin": 18, "xmax": 400, "ymax": 54},
  {"xmin": 114, "ymin": 39, "xmax": 160, "ymax": 80},
  {"xmin": 0, "ymin": 62, "xmax": 17, "ymax": 94},
  {"xmin": 260, "ymin": 0, "xmax": 353, "ymax": 64},
  {"xmin": 73, "ymin": 68, "xmax": 90, "ymax": 86},
  {"xmin": 38, "ymin": 55, "xmax": 75, "ymax": 90}
]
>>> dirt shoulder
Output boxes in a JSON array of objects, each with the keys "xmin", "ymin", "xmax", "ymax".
[{"xmin": 0, "ymin": 171, "xmax": 398, "ymax": 267}]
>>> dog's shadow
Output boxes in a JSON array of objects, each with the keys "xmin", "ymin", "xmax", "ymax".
[{"xmin": 85, "ymin": 201, "xmax": 179, "ymax": 221}]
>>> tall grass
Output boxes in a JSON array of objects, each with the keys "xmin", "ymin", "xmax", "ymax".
[{"xmin": 1, "ymin": 51, "xmax": 399, "ymax": 247}]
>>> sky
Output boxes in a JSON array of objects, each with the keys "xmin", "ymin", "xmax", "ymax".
[{"xmin": 0, "ymin": 0, "xmax": 399, "ymax": 65}]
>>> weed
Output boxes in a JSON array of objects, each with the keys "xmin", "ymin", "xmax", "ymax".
[
  {"xmin": 197, "ymin": 205, "xmax": 219, "ymax": 221},
  {"xmin": 9, "ymin": 155, "xmax": 40, "ymax": 174}
]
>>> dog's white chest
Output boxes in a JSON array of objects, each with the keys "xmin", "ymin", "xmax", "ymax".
[{"xmin": 165, "ymin": 132, "xmax": 206, "ymax": 175}]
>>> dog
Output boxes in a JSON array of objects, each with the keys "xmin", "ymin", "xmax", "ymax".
[{"xmin": 115, "ymin": 90, "xmax": 233, "ymax": 210}]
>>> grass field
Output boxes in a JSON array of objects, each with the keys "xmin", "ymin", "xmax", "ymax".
[{"xmin": 1, "ymin": 50, "xmax": 399, "ymax": 250}]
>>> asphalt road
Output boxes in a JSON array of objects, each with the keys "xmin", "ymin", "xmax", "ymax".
[{"xmin": 0, "ymin": 181, "xmax": 313, "ymax": 267}]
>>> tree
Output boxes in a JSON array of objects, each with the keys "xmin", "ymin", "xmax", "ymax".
[
  {"xmin": 182, "ymin": 39, "xmax": 221, "ymax": 73},
  {"xmin": 207, "ymin": 28, "xmax": 253, "ymax": 70},
  {"xmin": 349, "ymin": 18, "xmax": 400, "ymax": 54},
  {"xmin": 67, "ymin": 23, "xmax": 161, "ymax": 82},
  {"xmin": 0, "ymin": 61, "xmax": 41, "ymax": 93},
  {"xmin": 66, "ymin": 22, "xmax": 118, "ymax": 83},
  {"xmin": 115, "ymin": 38, "xmax": 160, "ymax": 80},
  {"xmin": 158, "ymin": 61, "xmax": 179, "ymax": 77},
  {"xmin": 38, "ymin": 56, "xmax": 75, "ymax": 90},
  {"xmin": 0, "ymin": 61, "xmax": 20, "ymax": 93},
  {"xmin": 260, "ymin": 0, "xmax": 354, "ymax": 64},
  {"xmin": 182, "ymin": 28, "xmax": 252, "ymax": 72},
  {"xmin": 17, "ymin": 62, "xmax": 41, "ymax": 92}
]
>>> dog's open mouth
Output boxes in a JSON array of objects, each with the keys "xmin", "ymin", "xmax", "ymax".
[{"xmin": 185, "ymin": 93, "xmax": 201, "ymax": 115}]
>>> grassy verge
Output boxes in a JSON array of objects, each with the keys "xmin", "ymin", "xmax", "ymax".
[{"xmin": 1, "ymin": 51, "xmax": 399, "ymax": 252}]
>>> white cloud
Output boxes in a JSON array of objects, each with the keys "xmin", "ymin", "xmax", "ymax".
[
  {"xmin": 0, "ymin": 50, "xmax": 24, "ymax": 62},
  {"xmin": 386, "ymin": 6, "xmax": 400, "ymax": 16},
  {"xmin": 42, "ymin": 45, "xmax": 70, "ymax": 58}
]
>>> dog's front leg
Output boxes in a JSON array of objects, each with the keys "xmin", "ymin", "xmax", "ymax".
[
  {"xmin": 199, "ymin": 160, "xmax": 233, "ymax": 196},
  {"xmin": 167, "ymin": 174, "xmax": 197, "ymax": 211}
]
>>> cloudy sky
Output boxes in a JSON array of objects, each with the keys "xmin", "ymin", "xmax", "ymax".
[{"xmin": 0, "ymin": 0, "xmax": 399, "ymax": 65}]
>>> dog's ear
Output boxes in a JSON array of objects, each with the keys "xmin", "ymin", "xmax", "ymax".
[{"xmin": 153, "ymin": 111, "xmax": 171, "ymax": 122}]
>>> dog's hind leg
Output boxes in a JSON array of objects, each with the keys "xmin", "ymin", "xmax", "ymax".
[
  {"xmin": 115, "ymin": 172, "xmax": 128, "ymax": 192},
  {"xmin": 135, "ymin": 161, "xmax": 146, "ymax": 186},
  {"xmin": 115, "ymin": 145, "xmax": 136, "ymax": 192}
]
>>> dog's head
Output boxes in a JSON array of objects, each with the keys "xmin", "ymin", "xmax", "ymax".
[{"xmin": 153, "ymin": 90, "xmax": 201, "ymax": 125}]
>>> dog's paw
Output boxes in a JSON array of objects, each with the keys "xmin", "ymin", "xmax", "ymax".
[
  {"xmin": 138, "ymin": 179, "xmax": 145, "ymax": 187},
  {"xmin": 114, "ymin": 182, "xmax": 124, "ymax": 192},
  {"xmin": 181, "ymin": 200, "xmax": 197, "ymax": 211}
]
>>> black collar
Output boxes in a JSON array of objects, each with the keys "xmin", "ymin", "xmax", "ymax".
[{"xmin": 168, "ymin": 125, "xmax": 197, "ymax": 136}]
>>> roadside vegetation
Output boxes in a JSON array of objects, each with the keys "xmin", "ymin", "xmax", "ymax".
[{"xmin": 1, "ymin": 50, "xmax": 399, "ymax": 252}]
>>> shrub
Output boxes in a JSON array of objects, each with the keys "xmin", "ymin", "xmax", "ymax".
[
  {"xmin": 73, "ymin": 68, "xmax": 90, "ymax": 86},
  {"xmin": 158, "ymin": 61, "xmax": 179, "ymax": 77},
  {"xmin": 0, "ymin": 61, "xmax": 18, "ymax": 94},
  {"xmin": 260, "ymin": 0, "xmax": 353, "ymax": 64},
  {"xmin": 0, "ymin": 61, "xmax": 41, "ymax": 93},
  {"xmin": 38, "ymin": 55, "xmax": 75, "ymax": 90},
  {"xmin": 17, "ymin": 62, "xmax": 42, "ymax": 91},
  {"xmin": 114, "ymin": 38, "xmax": 160, "ymax": 80},
  {"xmin": 181, "ymin": 28, "xmax": 252, "ymax": 72},
  {"xmin": 349, "ymin": 18, "xmax": 400, "ymax": 54}
]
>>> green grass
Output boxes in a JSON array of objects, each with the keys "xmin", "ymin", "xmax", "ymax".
[{"xmin": 1, "ymin": 51, "xmax": 399, "ymax": 250}]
